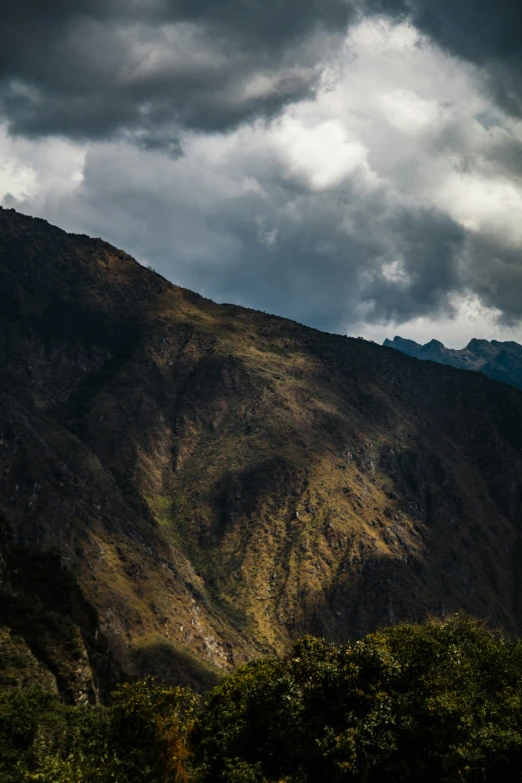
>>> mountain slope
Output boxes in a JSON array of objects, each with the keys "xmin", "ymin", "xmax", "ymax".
[
  {"xmin": 3, "ymin": 206, "xmax": 522, "ymax": 697},
  {"xmin": 384, "ymin": 335, "xmax": 522, "ymax": 390}
]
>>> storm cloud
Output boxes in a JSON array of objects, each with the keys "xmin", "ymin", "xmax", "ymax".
[
  {"xmin": 1, "ymin": 2, "xmax": 522, "ymax": 344},
  {"xmin": 0, "ymin": 0, "xmax": 359, "ymax": 146},
  {"xmin": 2, "ymin": 0, "xmax": 522, "ymax": 147}
]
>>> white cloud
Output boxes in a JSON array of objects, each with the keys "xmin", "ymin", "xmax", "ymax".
[
  {"xmin": 0, "ymin": 157, "xmax": 36, "ymax": 202},
  {"xmin": 381, "ymin": 258, "xmax": 410, "ymax": 285},
  {"xmin": 432, "ymin": 173, "xmax": 522, "ymax": 246},
  {"xmin": 274, "ymin": 117, "xmax": 371, "ymax": 191},
  {"xmin": 0, "ymin": 125, "xmax": 85, "ymax": 205},
  {"xmin": 379, "ymin": 89, "xmax": 441, "ymax": 136}
]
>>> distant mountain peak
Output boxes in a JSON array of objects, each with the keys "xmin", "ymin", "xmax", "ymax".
[
  {"xmin": 383, "ymin": 336, "xmax": 418, "ymax": 349},
  {"xmin": 384, "ymin": 334, "xmax": 522, "ymax": 390},
  {"xmin": 466, "ymin": 338, "xmax": 490, "ymax": 347}
]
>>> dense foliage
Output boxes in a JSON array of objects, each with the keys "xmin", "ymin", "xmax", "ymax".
[
  {"xmin": 0, "ymin": 678, "xmax": 199, "ymax": 783},
  {"xmin": 3, "ymin": 618, "xmax": 522, "ymax": 781},
  {"xmin": 195, "ymin": 617, "xmax": 522, "ymax": 782}
]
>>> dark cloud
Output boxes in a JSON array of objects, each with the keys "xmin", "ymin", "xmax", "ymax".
[
  {"xmin": 362, "ymin": 207, "xmax": 464, "ymax": 324},
  {"xmin": 161, "ymin": 0, "xmax": 354, "ymax": 44},
  {"xmin": 464, "ymin": 235, "xmax": 522, "ymax": 324},
  {"xmin": 217, "ymin": 209, "xmax": 465, "ymax": 332},
  {"xmin": 2, "ymin": 0, "xmax": 522, "ymax": 149},
  {"xmin": 408, "ymin": 0, "xmax": 522, "ymax": 64},
  {"xmin": 0, "ymin": 0, "xmax": 358, "ymax": 145}
]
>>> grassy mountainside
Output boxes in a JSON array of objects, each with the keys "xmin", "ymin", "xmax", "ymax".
[{"xmin": 3, "ymin": 206, "xmax": 522, "ymax": 696}]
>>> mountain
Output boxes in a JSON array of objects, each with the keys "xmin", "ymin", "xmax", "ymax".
[
  {"xmin": 383, "ymin": 335, "xmax": 522, "ymax": 390},
  {"xmin": 4, "ymin": 207, "xmax": 522, "ymax": 700}
]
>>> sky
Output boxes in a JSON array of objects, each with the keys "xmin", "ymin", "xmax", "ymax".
[{"xmin": 1, "ymin": 1, "xmax": 522, "ymax": 347}]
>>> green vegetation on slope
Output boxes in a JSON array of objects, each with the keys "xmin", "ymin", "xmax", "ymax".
[{"xmin": 3, "ymin": 618, "xmax": 522, "ymax": 782}]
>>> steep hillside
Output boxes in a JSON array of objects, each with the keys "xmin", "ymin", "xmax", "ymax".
[
  {"xmin": 0, "ymin": 514, "xmax": 121, "ymax": 702},
  {"xmin": 384, "ymin": 335, "xmax": 522, "ymax": 390},
  {"xmin": 3, "ymin": 206, "xmax": 522, "ymax": 697}
]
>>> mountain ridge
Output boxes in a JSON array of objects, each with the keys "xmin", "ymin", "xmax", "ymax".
[
  {"xmin": 4, "ymin": 206, "xmax": 522, "ymax": 698},
  {"xmin": 384, "ymin": 335, "xmax": 522, "ymax": 390}
]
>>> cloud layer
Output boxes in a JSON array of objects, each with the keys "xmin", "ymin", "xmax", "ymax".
[
  {"xmin": 0, "ymin": 0, "xmax": 358, "ymax": 147},
  {"xmin": 2, "ymin": 1, "xmax": 522, "ymax": 148},
  {"xmin": 2, "ymin": 3, "xmax": 522, "ymax": 344}
]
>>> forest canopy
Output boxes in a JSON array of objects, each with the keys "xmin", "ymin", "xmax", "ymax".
[{"xmin": 2, "ymin": 617, "xmax": 522, "ymax": 782}]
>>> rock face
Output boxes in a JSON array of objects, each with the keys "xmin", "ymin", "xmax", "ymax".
[
  {"xmin": 0, "ymin": 516, "xmax": 121, "ymax": 702},
  {"xmin": 4, "ymin": 207, "xmax": 522, "ymax": 698},
  {"xmin": 384, "ymin": 335, "xmax": 522, "ymax": 390}
]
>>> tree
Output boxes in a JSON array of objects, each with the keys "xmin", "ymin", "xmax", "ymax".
[
  {"xmin": 108, "ymin": 677, "xmax": 200, "ymax": 783},
  {"xmin": 193, "ymin": 617, "xmax": 522, "ymax": 782}
]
